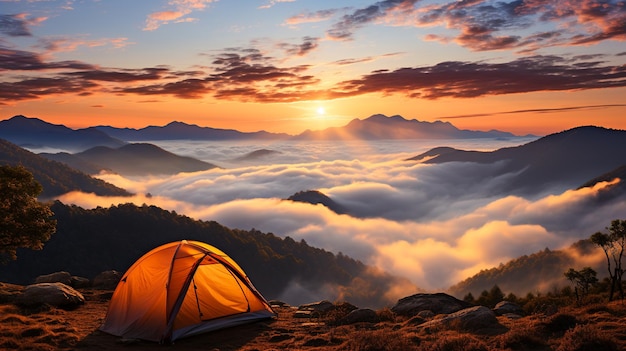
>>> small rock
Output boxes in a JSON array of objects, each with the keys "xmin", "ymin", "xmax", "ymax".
[
  {"xmin": 35, "ymin": 271, "xmax": 72, "ymax": 285},
  {"xmin": 294, "ymin": 310, "xmax": 313, "ymax": 318},
  {"xmin": 92, "ymin": 270, "xmax": 122, "ymax": 289},
  {"xmin": 70, "ymin": 276, "xmax": 91, "ymax": 288},
  {"xmin": 16, "ymin": 282, "xmax": 85, "ymax": 308},
  {"xmin": 493, "ymin": 301, "xmax": 523, "ymax": 316},
  {"xmin": 420, "ymin": 306, "xmax": 499, "ymax": 331},
  {"xmin": 340, "ymin": 308, "xmax": 379, "ymax": 324},
  {"xmin": 298, "ymin": 300, "xmax": 334, "ymax": 312},
  {"xmin": 391, "ymin": 293, "xmax": 473, "ymax": 317}
]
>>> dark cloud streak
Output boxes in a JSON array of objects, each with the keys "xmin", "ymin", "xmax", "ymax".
[
  {"xmin": 438, "ymin": 104, "xmax": 626, "ymax": 120},
  {"xmin": 327, "ymin": 0, "xmax": 419, "ymax": 40},
  {"xmin": 331, "ymin": 55, "xmax": 626, "ymax": 99},
  {"xmin": 0, "ymin": 14, "xmax": 32, "ymax": 36}
]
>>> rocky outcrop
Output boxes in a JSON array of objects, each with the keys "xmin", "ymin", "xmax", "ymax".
[
  {"xmin": 35, "ymin": 271, "xmax": 72, "ymax": 285},
  {"xmin": 294, "ymin": 300, "xmax": 335, "ymax": 318},
  {"xmin": 391, "ymin": 293, "xmax": 473, "ymax": 317},
  {"xmin": 493, "ymin": 300, "xmax": 524, "ymax": 316},
  {"xmin": 34, "ymin": 271, "xmax": 91, "ymax": 288},
  {"xmin": 16, "ymin": 283, "xmax": 85, "ymax": 308},
  {"xmin": 421, "ymin": 306, "xmax": 499, "ymax": 332}
]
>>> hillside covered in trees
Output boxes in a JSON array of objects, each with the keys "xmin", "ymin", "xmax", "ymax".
[
  {"xmin": 0, "ymin": 139, "xmax": 131, "ymax": 199},
  {"xmin": 1, "ymin": 201, "xmax": 411, "ymax": 308}
]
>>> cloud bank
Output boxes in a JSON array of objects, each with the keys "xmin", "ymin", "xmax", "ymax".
[{"xmin": 55, "ymin": 140, "xmax": 626, "ymax": 291}]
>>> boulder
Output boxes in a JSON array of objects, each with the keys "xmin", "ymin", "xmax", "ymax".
[
  {"xmin": 92, "ymin": 270, "xmax": 122, "ymax": 289},
  {"xmin": 35, "ymin": 271, "xmax": 72, "ymax": 285},
  {"xmin": 16, "ymin": 283, "xmax": 84, "ymax": 308},
  {"xmin": 493, "ymin": 301, "xmax": 523, "ymax": 316},
  {"xmin": 70, "ymin": 276, "xmax": 91, "ymax": 288},
  {"xmin": 298, "ymin": 300, "xmax": 334, "ymax": 313},
  {"xmin": 391, "ymin": 293, "xmax": 473, "ymax": 317},
  {"xmin": 421, "ymin": 306, "xmax": 499, "ymax": 332},
  {"xmin": 340, "ymin": 308, "xmax": 379, "ymax": 324}
]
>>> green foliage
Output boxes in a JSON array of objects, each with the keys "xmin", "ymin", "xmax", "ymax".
[{"xmin": 0, "ymin": 165, "xmax": 56, "ymax": 262}]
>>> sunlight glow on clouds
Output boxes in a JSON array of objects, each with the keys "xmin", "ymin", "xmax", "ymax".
[
  {"xmin": 56, "ymin": 143, "xmax": 625, "ymax": 292},
  {"xmin": 144, "ymin": 0, "xmax": 215, "ymax": 31}
]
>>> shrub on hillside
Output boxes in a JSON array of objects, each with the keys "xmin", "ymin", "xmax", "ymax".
[
  {"xmin": 541, "ymin": 313, "xmax": 579, "ymax": 336},
  {"xmin": 495, "ymin": 319, "xmax": 547, "ymax": 350},
  {"xmin": 555, "ymin": 324, "xmax": 618, "ymax": 351},
  {"xmin": 338, "ymin": 329, "xmax": 419, "ymax": 351},
  {"xmin": 424, "ymin": 334, "xmax": 488, "ymax": 351}
]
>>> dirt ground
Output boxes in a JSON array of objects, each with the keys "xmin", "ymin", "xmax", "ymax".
[{"xmin": 2, "ymin": 285, "xmax": 626, "ymax": 351}]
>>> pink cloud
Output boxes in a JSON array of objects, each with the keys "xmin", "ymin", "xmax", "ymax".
[{"xmin": 144, "ymin": 0, "xmax": 215, "ymax": 31}]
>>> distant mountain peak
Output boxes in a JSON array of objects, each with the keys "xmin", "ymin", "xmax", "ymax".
[{"xmin": 297, "ymin": 114, "xmax": 515, "ymax": 140}]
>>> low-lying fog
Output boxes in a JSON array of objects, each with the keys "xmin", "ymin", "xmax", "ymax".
[{"xmin": 57, "ymin": 138, "xmax": 625, "ymax": 292}]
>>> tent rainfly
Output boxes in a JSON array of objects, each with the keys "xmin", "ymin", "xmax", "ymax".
[{"xmin": 99, "ymin": 240, "xmax": 275, "ymax": 343}]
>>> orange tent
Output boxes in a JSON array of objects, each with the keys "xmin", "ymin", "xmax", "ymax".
[{"xmin": 99, "ymin": 240, "xmax": 275, "ymax": 343}]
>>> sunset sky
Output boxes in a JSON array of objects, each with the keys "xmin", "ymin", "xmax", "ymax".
[{"xmin": 2, "ymin": 0, "xmax": 626, "ymax": 135}]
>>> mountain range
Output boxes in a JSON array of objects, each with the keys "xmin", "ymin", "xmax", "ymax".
[
  {"xmin": 41, "ymin": 143, "xmax": 218, "ymax": 176},
  {"xmin": 0, "ymin": 114, "xmax": 525, "ymax": 153},
  {"xmin": 0, "ymin": 139, "xmax": 131, "ymax": 199},
  {"xmin": 0, "ymin": 115, "xmax": 125, "ymax": 152},
  {"xmin": 2, "ymin": 113, "xmax": 626, "ymax": 305},
  {"xmin": 294, "ymin": 114, "xmax": 521, "ymax": 140},
  {"xmin": 407, "ymin": 126, "xmax": 626, "ymax": 196}
]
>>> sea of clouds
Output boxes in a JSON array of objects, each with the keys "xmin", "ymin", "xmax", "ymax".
[{"xmin": 56, "ymin": 138, "xmax": 626, "ymax": 295}]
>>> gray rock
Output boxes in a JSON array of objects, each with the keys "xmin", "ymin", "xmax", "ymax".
[
  {"xmin": 340, "ymin": 308, "xmax": 379, "ymax": 324},
  {"xmin": 493, "ymin": 301, "xmax": 523, "ymax": 316},
  {"xmin": 298, "ymin": 300, "xmax": 334, "ymax": 313},
  {"xmin": 391, "ymin": 293, "xmax": 473, "ymax": 317},
  {"xmin": 16, "ymin": 283, "xmax": 85, "ymax": 308},
  {"xmin": 92, "ymin": 270, "xmax": 122, "ymax": 289},
  {"xmin": 421, "ymin": 306, "xmax": 499, "ymax": 331},
  {"xmin": 294, "ymin": 310, "xmax": 314, "ymax": 318},
  {"xmin": 70, "ymin": 276, "xmax": 91, "ymax": 288},
  {"xmin": 35, "ymin": 271, "xmax": 72, "ymax": 285}
]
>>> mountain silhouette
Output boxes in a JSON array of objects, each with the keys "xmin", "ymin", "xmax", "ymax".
[
  {"xmin": 95, "ymin": 121, "xmax": 290, "ymax": 141},
  {"xmin": 0, "ymin": 139, "xmax": 131, "ymax": 198},
  {"xmin": 294, "ymin": 114, "xmax": 519, "ymax": 140},
  {"xmin": 60, "ymin": 143, "xmax": 220, "ymax": 175},
  {"xmin": 286, "ymin": 190, "xmax": 349, "ymax": 215},
  {"xmin": 2, "ymin": 114, "xmax": 524, "ymax": 144},
  {"xmin": 232, "ymin": 149, "xmax": 282, "ymax": 162},
  {"xmin": 407, "ymin": 126, "xmax": 626, "ymax": 195},
  {"xmin": 0, "ymin": 115, "xmax": 126, "ymax": 151}
]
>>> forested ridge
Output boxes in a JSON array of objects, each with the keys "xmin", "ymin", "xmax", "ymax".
[
  {"xmin": 0, "ymin": 139, "xmax": 131, "ymax": 198},
  {"xmin": 1, "ymin": 201, "xmax": 405, "ymax": 307}
]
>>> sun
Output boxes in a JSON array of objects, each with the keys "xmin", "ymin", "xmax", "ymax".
[{"xmin": 316, "ymin": 106, "xmax": 326, "ymax": 115}]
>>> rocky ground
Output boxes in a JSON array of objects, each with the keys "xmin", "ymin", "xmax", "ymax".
[{"xmin": 1, "ymin": 281, "xmax": 626, "ymax": 351}]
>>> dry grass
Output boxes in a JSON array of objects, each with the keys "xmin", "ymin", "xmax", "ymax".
[{"xmin": 1, "ymin": 287, "xmax": 626, "ymax": 351}]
